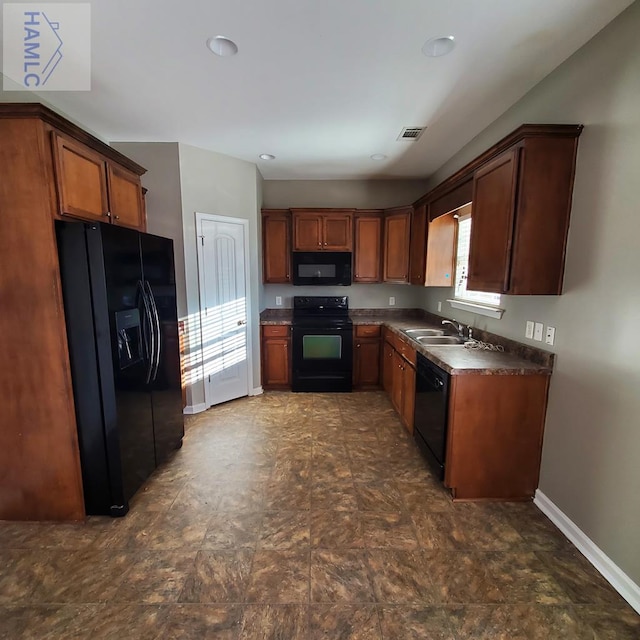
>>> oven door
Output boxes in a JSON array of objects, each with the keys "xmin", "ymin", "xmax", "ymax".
[{"xmin": 291, "ymin": 325, "xmax": 353, "ymax": 392}]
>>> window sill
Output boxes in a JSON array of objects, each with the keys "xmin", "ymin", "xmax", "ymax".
[{"xmin": 447, "ymin": 298, "xmax": 505, "ymax": 319}]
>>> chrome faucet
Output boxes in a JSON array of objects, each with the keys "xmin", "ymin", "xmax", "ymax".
[{"xmin": 442, "ymin": 318, "xmax": 466, "ymax": 338}]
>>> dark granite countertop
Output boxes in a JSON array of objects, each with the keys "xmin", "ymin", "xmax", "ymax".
[{"xmin": 259, "ymin": 308, "xmax": 553, "ymax": 376}]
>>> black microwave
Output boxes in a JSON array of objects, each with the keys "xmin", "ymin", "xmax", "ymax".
[{"xmin": 292, "ymin": 251, "xmax": 352, "ymax": 286}]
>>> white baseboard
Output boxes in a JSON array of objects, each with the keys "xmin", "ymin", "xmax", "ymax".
[
  {"xmin": 534, "ymin": 489, "xmax": 640, "ymax": 614},
  {"xmin": 250, "ymin": 386, "xmax": 263, "ymax": 396},
  {"xmin": 183, "ymin": 403, "xmax": 207, "ymax": 415}
]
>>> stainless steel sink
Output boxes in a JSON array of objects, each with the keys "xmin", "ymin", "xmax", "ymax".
[
  {"xmin": 403, "ymin": 328, "xmax": 445, "ymax": 337},
  {"xmin": 414, "ymin": 335, "xmax": 465, "ymax": 346}
]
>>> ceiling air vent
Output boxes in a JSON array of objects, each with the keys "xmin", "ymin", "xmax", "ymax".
[{"xmin": 397, "ymin": 127, "xmax": 425, "ymax": 141}]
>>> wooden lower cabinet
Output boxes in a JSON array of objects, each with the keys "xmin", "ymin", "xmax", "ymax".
[
  {"xmin": 261, "ymin": 325, "xmax": 291, "ymax": 389},
  {"xmin": 383, "ymin": 329, "xmax": 416, "ymax": 434},
  {"xmin": 445, "ymin": 373, "xmax": 550, "ymax": 500},
  {"xmin": 353, "ymin": 325, "xmax": 381, "ymax": 389}
]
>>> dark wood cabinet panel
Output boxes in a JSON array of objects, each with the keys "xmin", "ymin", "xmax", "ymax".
[
  {"xmin": 509, "ymin": 137, "xmax": 580, "ymax": 294},
  {"xmin": 409, "ymin": 204, "xmax": 427, "ymax": 285},
  {"xmin": 445, "ymin": 374, "xmax": 549, "ymax": 500},
  {"xmin": 401, "ymin": 361, "xmax": 416, "ymax": 434},
  {"xmin": 107, "ymin": 164, "xmax": 145, "ymax": 230},
  {"xmin": 467, "ymin": 149, "xmax": 519, "ymax": 293},
  {"xmin": 53, "ymin": 133, "xmax": 109, "ymax": 222},
  {"xmin": 425, "ymin": 210, "xmax": 459, "ymax": 287},
  {"xmin": 383, "ymin": 207, "xmax": 411, "ymax": 283},
  {"xmin": 354, "ymin": 213, "xmax": 382, "ymax": 282},
  {"xmin": 0, "ymin": 118, "xmax": 85, "ymax": 520},
  {"xmin": 261, "ymin": 328, "xmax": 291, "ymax": 389},
  {"xmin": 428, "ymin": 179, "xmax": 473, "ymax": 219},
  {"xmin": 353, "ymin": 335, "xmax": 381, "ymax": 389},
  {"xmin": 262, "ymin": 210, "xmax": 291, "ymax": 283},
  {"xmin": 382, "ymin": 338, "xmax": 394, "ymax": 395},
  {"xmin": 291, "ymin": 209, "xmax": 353, "ymax": 251}
]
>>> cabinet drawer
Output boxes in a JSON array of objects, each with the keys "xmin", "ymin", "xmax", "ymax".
[
  {"xmin": 262, "ymin": 325, "xmax": 290, "ymax": 337},
  {"xmin": 355, "ymin": 325, "xmax": 381, "ymax": 338}
]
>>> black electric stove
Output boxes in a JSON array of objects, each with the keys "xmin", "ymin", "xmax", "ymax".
[{"xmin": 291, "ymin": 296, "xmax": 353, "ymax": 392}]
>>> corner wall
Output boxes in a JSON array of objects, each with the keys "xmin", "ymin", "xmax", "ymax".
[
  {"xmin": 178, "ymin": 144, "xmax": 262, "ymax": 405},
  {"xmin": 420, "ymin": 1, "xmax": 640, "ymax": 585}
]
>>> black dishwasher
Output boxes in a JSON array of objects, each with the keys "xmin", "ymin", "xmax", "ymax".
[{"xmin": 414, "ymin": 353, "xmax": 451, "ymax": 480}]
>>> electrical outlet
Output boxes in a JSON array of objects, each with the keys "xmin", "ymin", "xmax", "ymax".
[
  {"xmin": 437, "ymin": 301, "xmax": 442, "ymax": 312},
  {"xmin": 545, "ymin": 326, "xmax": 556, "ymax": 346},
  {"xmin": 275, "ymin": 296, "xmax": 282, "ymax": 306},
  {"xmin": 533, "ymin": 322, "xmax": 544, "ymax": 341},
  {"xmin": 525, "ymin": 321, "xmax": 534, "ymax": 339},
  {"xmin": 389, "ymin": 296, "xmax": 396, "ymax": 306}
]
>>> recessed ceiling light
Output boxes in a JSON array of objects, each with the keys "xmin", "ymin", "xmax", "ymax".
[
  {"xmin": 422, "ymin": 36, "xmax": 455, "ymax": 58},
  {"xmin": 206, "ymin": 36, "xmax": 238, "ymax": 57},
  {"xmin": 370, "ymin": 154, "xmax": 387, "ymax": 161},
  {"xmin": 259, "ymin": 153, "xmax": 276, "ymax": 160}
]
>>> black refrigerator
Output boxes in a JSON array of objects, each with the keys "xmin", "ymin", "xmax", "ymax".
[{"xmin": 56, "ymin": 221, "xmax": 184, "ymax": 517}]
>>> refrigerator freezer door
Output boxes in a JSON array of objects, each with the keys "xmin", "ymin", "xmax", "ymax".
[
  {"xmin": 92, "ymin": 224, "xmax": 156, "ymax": 509},
  {"xmin": 141, "ymin": 233, "xmax": 185, "ymax": 465}
]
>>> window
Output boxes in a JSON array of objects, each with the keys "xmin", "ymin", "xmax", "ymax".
[{"xmin": 454, "ymin": 215, "xmax": 502, "ymax": 307}]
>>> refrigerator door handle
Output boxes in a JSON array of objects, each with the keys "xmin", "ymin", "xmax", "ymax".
[
  {"xmin": 145, "ymin": 281, "xmax": 162, "ymax": 382},
  {"xmin": 137, "ymin": 280, "xmax": 155, "ymax": 384}
]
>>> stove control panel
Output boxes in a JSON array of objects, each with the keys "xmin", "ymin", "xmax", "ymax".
[{"xmin": 293, "ymin": 296, "xmax": 348, "ymax": 310}]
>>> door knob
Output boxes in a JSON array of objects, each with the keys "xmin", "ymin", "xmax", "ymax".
[{"xmin": 237, "ymin": 320, "xmax": 247, "ymax": 326}]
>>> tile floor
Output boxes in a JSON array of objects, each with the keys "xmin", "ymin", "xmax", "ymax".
[{"xmin": 0, "ymin": 391, "xmax": 639, "ymax": 639}]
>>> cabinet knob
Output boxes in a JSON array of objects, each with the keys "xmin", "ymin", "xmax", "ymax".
[
  {"xmin": 104, "ymin": 211, "xmax": 111, "ymax": 218},
  {"xmin": 114, "ymin": 215, "xmax": 120, "ymax": 220},
  {"xmin": 323, "ymin": 242, "xmax": 327, "ymax": 246},
  {"xmin": 356, "ymin": 344, "xmax": 361, "ymax": 348},
  {"xmin": 318, "ymin": 242, "xmax": 322, "ymax": 246}
]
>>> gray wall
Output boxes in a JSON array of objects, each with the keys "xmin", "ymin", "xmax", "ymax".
[
  {"xmin": 421, "ymin": 1, "xmax": 640, "ymax": 584},
  {"xmin": 111, "ymin": 142, "xmax": 186, "ymax": 315},
  {"xmin": 260, "ymin": 179, "xmax": 428, "ymax": 310},
  {"xmin": 262, "ymin": 179, "xmax": 429, "ymax": 209},
  {"xmin": 178, "ymin": 144, "xmax": 262, "ymax": 406},
  {"xmin": 263, "ymin": 284, "xmax": 421, "ymax": 310}
]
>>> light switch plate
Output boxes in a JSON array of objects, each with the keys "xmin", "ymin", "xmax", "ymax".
[
  {"xmin": 437, "ymin": 301, "xmax": 442, "ymax": 312},
  {"xmin": 389, "ymin": 296, "xmax": 396, "ymax": 306},
  {"xmin": 534, "ymin": 322, "xmax": 544, "ymax": 341},
  {"xmin": 545, "ymin": 326, "xmax": 556, "ymax": 345},
  {"xmin": 275, "ymin": 296, "xmax": 282, "ymax": 306},
  {"xmin": 525, "ymin": 321, "xmax": 534, "ymax": 339}
]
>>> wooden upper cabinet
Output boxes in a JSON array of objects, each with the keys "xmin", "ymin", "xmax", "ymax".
[
  {"xmin": 383, "ymin": 207, "xmax": 412, "ymax": 283},
  {"xmin": 107, "ymin": 164, "xmax": 145, "ymax": 229},
  {"xmin": 291, "ymin": 209, "xmax": 353, "ymax": 251},
  {"xmin": 425, "ymin": 209, "xmax": 459, "ymax": 287},
  {"xmin": 464, "ymin": 128, "xmax": 581, "ymax": 295},
  {"xmin": 467, "ymin": 149, "xmax": 519, "ymax": 293},
  {"xmin": 353, "ymin": 211, "xmax": 382, "ymax": 283},
  {"xmin": 52, "ymin": 131, "xmax": 147, "ymax": 231},
  {"xmin": 409, "ymin": 204, "xmax": 427, "ymax": 285},
  {"xmin": 53, "ymin": 133, "xmax": 109, "ymax": 222},
  {"xmin": 262, "ymin": 209, "xmax": 291, "ymax": 283}
]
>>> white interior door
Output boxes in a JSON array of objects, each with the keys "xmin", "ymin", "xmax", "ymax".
[{"xmin": 196, "ymin": 214, "xmax": 250, "ymax": 407}]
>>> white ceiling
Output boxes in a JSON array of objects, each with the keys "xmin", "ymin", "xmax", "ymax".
[{"xmin": 8, "ymin": 0, "xmax": 634, "ymax": 180}]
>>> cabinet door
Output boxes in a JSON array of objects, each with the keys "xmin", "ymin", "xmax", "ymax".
[
  {"xmin": 323, "ymin": 213, "xmax": 353, "ymax": 251},
  {"xmin": 409, "ymin": 204, "xmax": 427, "ymax": 285},
  {"xmin": 292, "ymin": 213, "xmax": 323, "ymax": 250},
  {"xmin": 52, "ymin": 133, "xmax": 109, "ymax": 222},
  {"xmin": 425, "ymin": 211, "xmax": 458, "ymax": 286},
  {"xmin": 390, "ymin": 350, "xmax": 404, "ymax": 414},
  {"xmin": 383, "ymin": 210, "xmax": 411, "ymax": 282},
  {"xmin": 262, "ymin": 337, "xmax": 291, "ymax": 387},
  {"xmin": 353, "ymin": 339, "xmax": 380, "ymax": 388},
  {"xmin": 467, "ymin": 149, "xmax": 519, "ymax": 293},
  {"xmin": 353, "ymin": 214, "xmax": 382, "ymax": 282},
  {"xmin": 107, "ymin": 164, "xmax": 146, "ymax": 230},
  {"xmin": 401, "ymin": 363, "xmax": 416, "ymax": 434},
  {"xmin": 382, "ymin": 340, "xmax": 394, "ymax": 395},
  {"xmin": 262, "ymin": 211, "xmax": 291, "ymax": 283}
]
